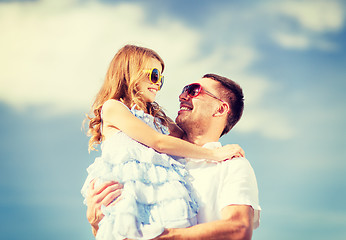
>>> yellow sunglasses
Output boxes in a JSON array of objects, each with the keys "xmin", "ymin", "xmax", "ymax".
[{"xmin": 143, "ymin": 68, "xmax": 164, "ymax": 90}]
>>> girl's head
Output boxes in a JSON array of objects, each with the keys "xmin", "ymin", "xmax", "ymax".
[
  {"xmin": 136, "ymin": 57, "xmax": 164, "ymax": 104},
  {"xmin": 96, "ymin": 44, "xmax": 165, "ymax": 110},
  {"xmin": 87, "ymin": 45, "xmax": 169, "ymax": 151}
]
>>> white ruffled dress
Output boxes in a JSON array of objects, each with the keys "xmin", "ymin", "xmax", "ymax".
[{"xmin": 81, "ymin": 105, "xmax": 198, "ymax": 240}]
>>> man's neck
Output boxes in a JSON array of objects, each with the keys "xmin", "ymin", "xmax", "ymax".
[{"xmin": 182, "ymin": 132, "xmax": 219, "ymax": 146}]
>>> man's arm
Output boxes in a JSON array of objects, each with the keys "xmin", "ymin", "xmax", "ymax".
[{"xmin": 155, "ymin": 205, "xmax": 254, "ymax": 240}]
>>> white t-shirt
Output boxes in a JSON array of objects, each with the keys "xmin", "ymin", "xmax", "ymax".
[{"xmin": 185, "ymin": 142, "xmax": 261, "ymax": 229}]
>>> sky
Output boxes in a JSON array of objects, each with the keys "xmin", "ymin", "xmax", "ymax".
[{"xmin": 0, "ymin": 0, "xmax": 346, "ymax": 239}]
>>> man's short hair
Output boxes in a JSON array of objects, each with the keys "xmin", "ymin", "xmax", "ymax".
[{"xmin": 203, "ymin": 74, "xmax": 244, "ymax": 136}]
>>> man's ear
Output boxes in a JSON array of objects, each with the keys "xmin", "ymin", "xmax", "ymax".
[{"xmin": 213, "ymin": 102, "xmax": 230, "ymax": 117}]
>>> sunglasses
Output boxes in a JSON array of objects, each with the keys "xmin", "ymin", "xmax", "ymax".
[
  {"xmin": 181, "ymin": 83, "xmax": 226, "ymax": 103},
  {"xmin": 143, "ymin": 68, "xmax": 164, "ymax": 90}
]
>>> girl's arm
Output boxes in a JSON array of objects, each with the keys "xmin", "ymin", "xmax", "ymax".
[{"xmin": 102, "ymin": 100, "xmax": 235, "ymax": 161}]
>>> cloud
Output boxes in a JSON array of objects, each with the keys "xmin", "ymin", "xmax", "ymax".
[
  {"xmin": 272, "ymin": 32, "xmax": 310, "ymax": 49},
  {"xmin": 0, "ymin": 0, "xmax": 299, "ymax": 140},
  {"xmin": 236, "ymin": 107, "xmax": 297, "ymax": 139},
  {"xmin": 275, "ymin": 0, "xmax": 344, "ymax": 32},
  {"xmin": 266, "ymin": 0, "xmax": 345, "ymax": 51},
  {"xmin": 271, "ymin": 31, "xmax": 339, "ymax": 51},
  {"xmin": 0, "ymin": 0, "xmax": 201, "ymax": 114}
]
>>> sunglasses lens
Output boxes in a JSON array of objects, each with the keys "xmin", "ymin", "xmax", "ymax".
[
  {"xmin": 160, "ymin": 76, "xmax": 164, "ymax": 89},
  {"xmin": 182, "ymin": 84, "xmax": 200, "ymax": 97},
  {"xmin": 151, "ymin": 68, "xmax": 159, "ymax": 84},
  {"xmin": 188, "ymin": 84, "xmax": 200, "ymax": 96}
]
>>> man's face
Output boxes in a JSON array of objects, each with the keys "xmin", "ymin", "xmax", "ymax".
[{"xmin": 176, "ymin": 78, "xmax": 223, "ymax": 133}]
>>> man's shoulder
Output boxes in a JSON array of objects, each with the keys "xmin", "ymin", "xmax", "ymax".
[
  {"xmin": 221, "ymin": 157, "xmax": 252, "ymax": 167},
  {"xmin": 219, "ymin": 157, "xmax": 255, "ymax": 175}
]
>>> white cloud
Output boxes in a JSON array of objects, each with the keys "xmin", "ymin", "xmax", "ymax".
[
  {"xmin": 0, "ymin": 0, "xmax": 297, "ymax": 140},
  {"xmin": 0, "ymin": 0, "xmax": 201, "ymax": 114},
  {"xmin": 272, "ymin": 32, "xmax": 310, "ymax": 49},
  {"xmin": 271, "ymin": 30, "xmax": 340, "ymax": 51},
  {"xmin": 236, "ymin": 107, "xmax": 297, "ymax": 139},
  {"xmin": 225, "ymin": 73, "xmax": 297, "ymax": 140},
  {"xmin": 266, "ymin": 0, "xmax": 344, "ymax": 51},
  {"xmin": 275, "ymin": 0, "xmax": 344, "ymax": 32}
]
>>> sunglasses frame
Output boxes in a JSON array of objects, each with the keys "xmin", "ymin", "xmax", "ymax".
[
  {"xmin": 143, "ymin": 68, "xmax": 164, "ymax": 90},
  {"xmin": 181, "ymin": 83, "xmax": 227, "ymax": 103}
]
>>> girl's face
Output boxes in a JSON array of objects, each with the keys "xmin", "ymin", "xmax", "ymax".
[{"xmin": 137, "ymin": 58, "xmax": 163, "ymax": 103}]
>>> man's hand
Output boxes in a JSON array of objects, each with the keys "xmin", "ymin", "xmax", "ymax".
[{"xmin": 86, "ymin": 179, "xmax": 123, "ymax": 236}]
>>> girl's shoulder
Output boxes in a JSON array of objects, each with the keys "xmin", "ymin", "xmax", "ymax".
[{"xmin": 102, "ymin": 99, "xmax": 130, "ymax": 114}]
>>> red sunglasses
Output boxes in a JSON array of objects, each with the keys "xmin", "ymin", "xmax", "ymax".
[{"xmin": 181, "ymin": 83, "xmax": 226, "ymax": 103}]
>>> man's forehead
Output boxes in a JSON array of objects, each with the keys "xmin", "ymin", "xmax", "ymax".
[{"xmin": 195, "ymin": 77, "xmax": 219, "ymax": 90}]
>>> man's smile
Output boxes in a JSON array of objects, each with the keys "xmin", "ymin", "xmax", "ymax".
[{"xmin": 178, "ymin": 102, "xmax": 193, "ymax": 113}]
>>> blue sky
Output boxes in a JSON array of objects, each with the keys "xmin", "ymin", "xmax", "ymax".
[{"xmin": 1, "ymin": 0, "xmax": 346, "ymax": 239}]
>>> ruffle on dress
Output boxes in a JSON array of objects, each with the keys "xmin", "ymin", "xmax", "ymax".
[
  {"xmin": 129, "ymin": 106, "xmax": 170, "ymax": 136},
  {"xmin": 81, "ymin": 105, "xmax": 198, "ymax": 240}
]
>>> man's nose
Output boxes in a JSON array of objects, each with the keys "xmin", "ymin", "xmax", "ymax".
[{"xmin": 179, "ymin": 91, "xmax": 189, "ymax": 101}]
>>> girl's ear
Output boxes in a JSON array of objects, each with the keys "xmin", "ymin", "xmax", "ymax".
[{"xmin": 213, "ymin": 102, "xmax": 230, "ymax": 117}]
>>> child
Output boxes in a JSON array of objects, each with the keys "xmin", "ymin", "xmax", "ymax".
[{"xmin": 81, "ymin": 45, "xmax": 242, "ymax": 240}]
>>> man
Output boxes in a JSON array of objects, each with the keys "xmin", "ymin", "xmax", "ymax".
[{"xmin": 86, "ymin": 74, "xmax": 261, "ymax": 239}]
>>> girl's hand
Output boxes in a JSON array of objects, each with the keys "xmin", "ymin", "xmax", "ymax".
[{"xmin": 212, "ymin": 144, "xmax": 245, "ymax": 162}]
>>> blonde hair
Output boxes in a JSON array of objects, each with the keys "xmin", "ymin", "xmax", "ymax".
[{"xmin": 86, "ymin": 45, "xmax": 169, "ymax": 151}]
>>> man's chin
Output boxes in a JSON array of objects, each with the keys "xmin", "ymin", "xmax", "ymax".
[
  {"xmin": 175, "ymin": 115, "xmax": 183, "ymax": 126},
  {"xmin": 176, "ymin": 114, "xmax": 189, "ymax": 128}
]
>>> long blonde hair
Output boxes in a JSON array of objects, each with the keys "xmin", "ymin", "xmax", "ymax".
[{"xmin": 86, "ymin": 45, "xmax": 169, "ymax": 151}]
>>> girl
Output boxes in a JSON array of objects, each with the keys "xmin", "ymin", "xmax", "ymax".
[{"xmin": 81, "ymin": 45, "xmax": 242, "ymax": 240}]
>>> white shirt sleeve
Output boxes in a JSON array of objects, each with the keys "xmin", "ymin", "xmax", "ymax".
[{"xmin": 217, "ymin": 158, "xmax": 261, "ymax": 228}]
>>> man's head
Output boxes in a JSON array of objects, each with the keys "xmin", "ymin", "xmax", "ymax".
[{"xmin": 176, "ymin": 74, "xmax": 244, "ymax": 143}]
